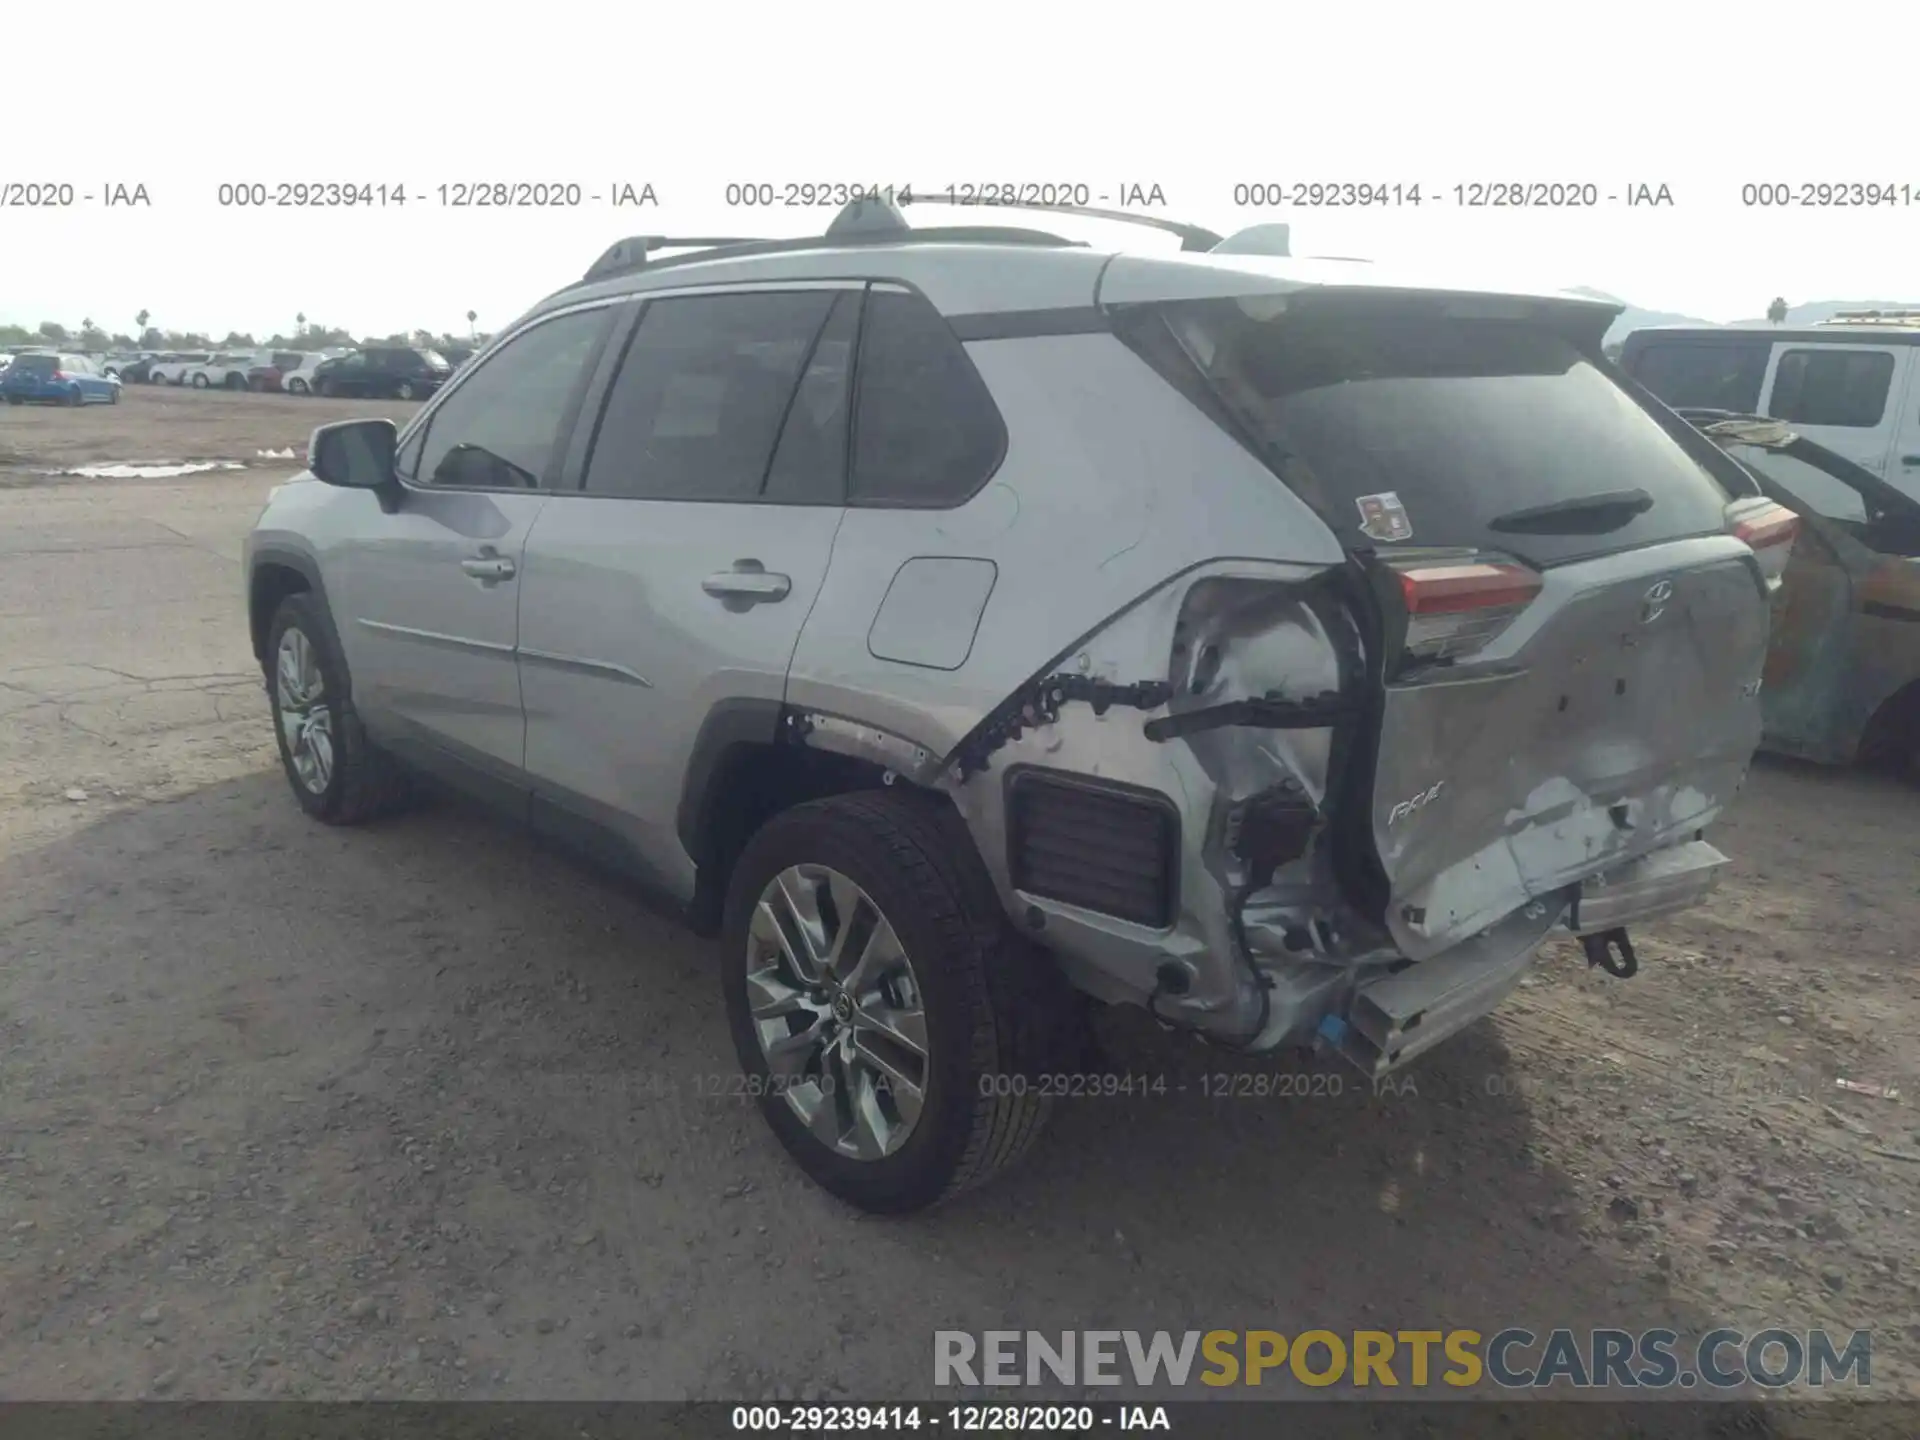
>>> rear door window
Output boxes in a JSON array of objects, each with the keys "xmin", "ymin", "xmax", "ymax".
[
  {"xmin": 1625, "ymin": 339, "xmax": 1770, "ymax": 412},
  {"xmin": 1767, "ymin": 348, "xmax": 1894, "ymax": 428},
  {"xmin": 1125, "ymin": 297, "xmax": 1737, "ymax": 568},
  {"xmin": 582, "ymin": 290, "xmax": 839, "ymax": 502}
]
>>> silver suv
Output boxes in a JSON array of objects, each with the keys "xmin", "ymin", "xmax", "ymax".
[{"xmin": 243, "ymin": 199, "xmax": 1800, "ymax": 1212}]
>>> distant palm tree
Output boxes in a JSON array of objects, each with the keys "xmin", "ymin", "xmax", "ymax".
[
  {"xmin": 1767, "ymin": 297, "xmax": 1789, "ymax": 325},
  {"xmin": 136, "ymin": 309, "xmax": 150, "ymax": 332},
  {"xmin": 467, "ymin": 309, "xmax": 477, "ymax": 338},
  {"xmin": 296, "ymin": 312, "xmax": 307, "ymax": 336}
]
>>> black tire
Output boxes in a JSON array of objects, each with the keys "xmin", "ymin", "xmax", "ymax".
[
  {"xmin": 395, "ymin": 380, "xmax": 417, "ymax": 401},
  {"xmin": 227, "ymin": 373, "xmax": 247, "ymax": 390},
  {"xmin": 288, "ymin": 378, "xmax": 308, "ymax": 395},
  {"xmin": 721, "ymin": 789, "xmax": 1066, "ymax": 1213},
  {"xmin": 65, "ymin": 387, "xmax": 82, "ymax": 407},
  {"xmin": 265, "ymin": 593, "xmax": 413, "ymax": 825},
  {"xmin": 317, "ymin": 379, "xmax": 335, "ymax": 398}
]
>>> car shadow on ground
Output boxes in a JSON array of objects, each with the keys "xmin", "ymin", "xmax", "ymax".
[{"xmin": 0, "ymin": 771, "xmax": 1752, "ymax": 1419}]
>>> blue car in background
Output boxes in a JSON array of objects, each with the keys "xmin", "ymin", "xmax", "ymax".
[{"xmin": 2, "ymin": 352, "xmax": 122, "ymax": 405}]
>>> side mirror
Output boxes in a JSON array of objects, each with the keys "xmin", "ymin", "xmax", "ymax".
[{"xmin": 309, "ymin": 418, "xmax": 399, "ymax": 498}]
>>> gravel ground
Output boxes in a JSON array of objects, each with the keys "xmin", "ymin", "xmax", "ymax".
[{"xmin": 1, "ymin": 388, "xmax": 1916, "ymax": 1420}]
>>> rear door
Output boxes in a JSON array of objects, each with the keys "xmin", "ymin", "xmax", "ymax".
[
  {"xmin": 1108, "ymin": 281, "xmax": 1776, "ymax": 960},
  {"xmin": 516, "ymin": 285, "xmax": 859, "ymax": 897},
  {"xmin": 1759, "ymin": 342, "xmax": 1908, "ymax": 478},
  {"xmin": 1890, "ymin": 353, "xmax": 1920, "ymax": 505}
]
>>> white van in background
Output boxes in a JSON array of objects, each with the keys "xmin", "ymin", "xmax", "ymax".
[{"xmin": 1620, "ymin": 312, "xmax": 1920, "ymax": 504}]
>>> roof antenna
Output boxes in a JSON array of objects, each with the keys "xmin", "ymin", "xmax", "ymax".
[
  {"xmin": 1211, "ymin": 224, "xmax": 1291, "ymax": 257},
  {"xmin": 826, "ymin": 196, "xmax": 912, "ymax": 238}
]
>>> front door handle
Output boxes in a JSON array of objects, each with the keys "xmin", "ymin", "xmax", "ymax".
[
  {"xmin": 461, "ymin": 548, "xmax": 516, "ymax": 583},
  {"xmin": 702, "ymin": 561, "xmax": 791, "ymax": 607}
]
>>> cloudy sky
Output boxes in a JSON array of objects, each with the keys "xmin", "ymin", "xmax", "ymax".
[{"xmin": 7, "ymin": 0, "xmax": 1912, "ymax": 340}]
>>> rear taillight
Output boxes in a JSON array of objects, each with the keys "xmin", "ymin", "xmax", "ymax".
[
  {"xmin": 1387, "ymin": 552, "xmax": 1543, "ymax": 664},
  {"xmin": 1727, "ymin": 498, "xmax": 1799, "ymax": 592},
  {"xmin": 50, "ymin": 369, "xmax": 64, "ymax": 381}
]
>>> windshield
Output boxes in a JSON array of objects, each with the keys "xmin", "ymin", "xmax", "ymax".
[
  {"xmin": 419, "ymin": 350, "xmax": 450, "ymax": 369},
  {"xmin": 1127, "ymin": 298, "xmax": 1737, "ymax": 567}
]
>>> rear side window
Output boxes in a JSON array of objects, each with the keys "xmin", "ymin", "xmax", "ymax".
[
  {"xmin": 1768, "ymin": 348, "xmax": 1893, "ymax": 428},
  {"xmin": 1127, "ymin": 298, "xmax": 1737, "ymax": 568},
  {"xmin": 850, "ymin": 288, "xmax": 1005, "ymax": 507},
  {"xmin": 1625, "ymin": 340, "xmax": 1770, "ymax": 412},
  {"xmin": 583, "ymin": 290, "xmax": 838, "ymax": 502},
  {"xmin": 273, "ymin": 352, "xmax": 303, "ymax": 369}
]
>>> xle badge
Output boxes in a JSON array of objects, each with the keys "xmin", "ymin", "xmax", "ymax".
[{"xmin": 1356, "ymin": 491, "xmax": 1413, "ymax": 543}]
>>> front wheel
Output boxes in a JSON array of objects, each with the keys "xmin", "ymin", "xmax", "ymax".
[
  {"xmin": 191, "ymin": 373, "xmax": 209, "ymax": 389},
  {"xmin": 65, "ymin": 387, "xmax": 83, "ymax": 407},
  {"xmin": 394, "ymin": 380, "xmax": 417, "ymax": 400},
  {"xmin": 266, "ymin": 593, "xmax": 413, "ymax": 825},
  {"xmin": 721, "ymin": 790, "xmax": 1063, "ymax": 1213},
  {"xmin": 317, "ymin": 379, "xmax": 335, "ymax": 398},
  {"xmin": 288, "ymin": 378, "xmax": 309, "ymax": 395}
]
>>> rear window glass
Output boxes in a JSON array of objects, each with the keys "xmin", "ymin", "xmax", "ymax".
[
  {"xmin": 1767, "ymin": 348, "xmax": 1893, "ymax": 428},
  {"xmin": 1129, "ymin": 299, "xmax": 1736, "ymax": 567},
  {"xmin": 1624, "ymin": 340, "xmax": 1770, "ymax": 412},
  {"xmin": 12, "ymin": 356, "xmax": 56, "ymax": 375}
]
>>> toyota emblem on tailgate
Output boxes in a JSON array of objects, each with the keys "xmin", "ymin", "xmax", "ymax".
[{"xmin": 1639, "ymin": 579, "xmax": 1674, "ymax": 624}]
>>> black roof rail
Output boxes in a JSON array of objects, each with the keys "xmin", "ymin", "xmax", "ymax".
[
  {"xmin": 581, "ymin": 234, "xmax": 769, "ymax": 284},
  {"xmin": 894, "ymin": 192, "xmax": 1224, "ymax": 251},
  {"xmin": 561, "ymin": 222, "xmax": 1089, "ymax": 295}
]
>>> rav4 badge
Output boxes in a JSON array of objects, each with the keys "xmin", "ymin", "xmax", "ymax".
[{"xmin": 1387, "ymin": 780, "xmax": 1446, "ymax": 826}]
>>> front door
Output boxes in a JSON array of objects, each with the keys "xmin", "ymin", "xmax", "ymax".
[
  {"xmin": 329, "ymin": 303, "xmax": 621, "ymax": 785},
  {"xmin": 517, "ymin": 286, "xmax": 860, "ymax": 898}
]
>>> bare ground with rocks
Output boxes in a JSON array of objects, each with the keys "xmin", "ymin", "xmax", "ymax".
[{"xmin": 1, "ymin": 391, "xmax": 1916, "ymax": 1425}]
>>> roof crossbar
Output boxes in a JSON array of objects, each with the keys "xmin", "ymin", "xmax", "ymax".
[{"xmin": 581, "ymin": 235, "xmax": 770, "ymax": 284}]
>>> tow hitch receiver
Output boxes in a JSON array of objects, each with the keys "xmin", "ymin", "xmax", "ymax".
[{"xmin": 1582, "ymin": 928, "xmax": 1639, "ymax": 979}]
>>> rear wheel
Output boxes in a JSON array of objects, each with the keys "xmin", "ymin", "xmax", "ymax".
[
  {"xmin": 266, "ymin": 593, "xmax": 413, "ymax": 825},
  {"xmin": 317, "ymin": 378, "xmax": 335, "ymax": 398},
  {"xmin": 227, "ymin": 373, "xmax": 247, "ymax": 391},
  {"xmin": 288, "ymin": 378, "xmax": 309, "ymax": 395},
  {"xmin": 65, "ymin": 386, "xmax": 82, "ymax": 407},
  {"xmin": 721, "ymin": 790, "xmax": 1064, "ymax": 1213},
  {"xmin": 395, "ymin": 380, "xmax": 417, "ymax": 401}
]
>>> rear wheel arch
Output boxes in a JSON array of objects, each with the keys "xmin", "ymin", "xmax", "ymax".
[{"xmin": 679, "ymin": 701, "xmax": 976, "ymax": 937}]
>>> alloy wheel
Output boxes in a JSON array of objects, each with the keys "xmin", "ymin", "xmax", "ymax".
[
  {"xmin": 274, "ymin": 626, "xmax": 334, "ymax": 795},
  {"xmin": 745, "ymin": 864, "xmax": 930, "ymax": 1160}
]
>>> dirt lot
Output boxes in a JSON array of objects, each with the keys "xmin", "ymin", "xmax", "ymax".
[{"xmin": 1, "ymin": 386, "xmax": 1917, "ymax": 1420}]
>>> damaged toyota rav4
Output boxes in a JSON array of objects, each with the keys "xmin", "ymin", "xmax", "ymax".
[{"xmin": 243, "ymin": 200, "xmax": 1797, "ymax": 1212}]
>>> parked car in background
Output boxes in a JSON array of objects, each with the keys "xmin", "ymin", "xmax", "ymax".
[
  {"xmin": 310, "ymin": 345, "xmax": 451, "ymax": 400},
  {"xmin": 247, "ymin": 351, "xmax": 313, "ymax": 392},
  {"xmin": 109, "ymin": 353, "xmax": 162, "ymax": 383},
  {"xmin": 186, "ymin": 353, "xmax": 260, "ymax": 390},
  {"xmin": 149, "ymin": 352, "xmax": 212, "ymax": 385},
  {"xmin": 2, "ymin": 352, "xmax": 122, "ymax": 405},
  {"xmin": 1682, "ymin": 409, "xmax": 1920, "ymax": 779},
  {"xmin": 1621, "ymin": 312, "xmax": 1920, "ymax": 506},
  {"xmin": 278, "ymin": 353, "xmax": 326, "ymax": 395},
  {"xmin": 242, "ymin": 204, "xmax": 1799, "ymax": 1211}
]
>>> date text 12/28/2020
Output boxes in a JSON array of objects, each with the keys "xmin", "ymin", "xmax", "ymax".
[{"xmin": 211, "ymin": 182, "xmax": 659, "ymax": 208}]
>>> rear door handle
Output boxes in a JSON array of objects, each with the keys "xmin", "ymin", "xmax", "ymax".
[
  {"xmin": 702, "ymin": 562, "xmax": 791, "ymax": 606},
  {"xmin": 461, "ymin": 549, "xmax": 516, "ymax": 583}
]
